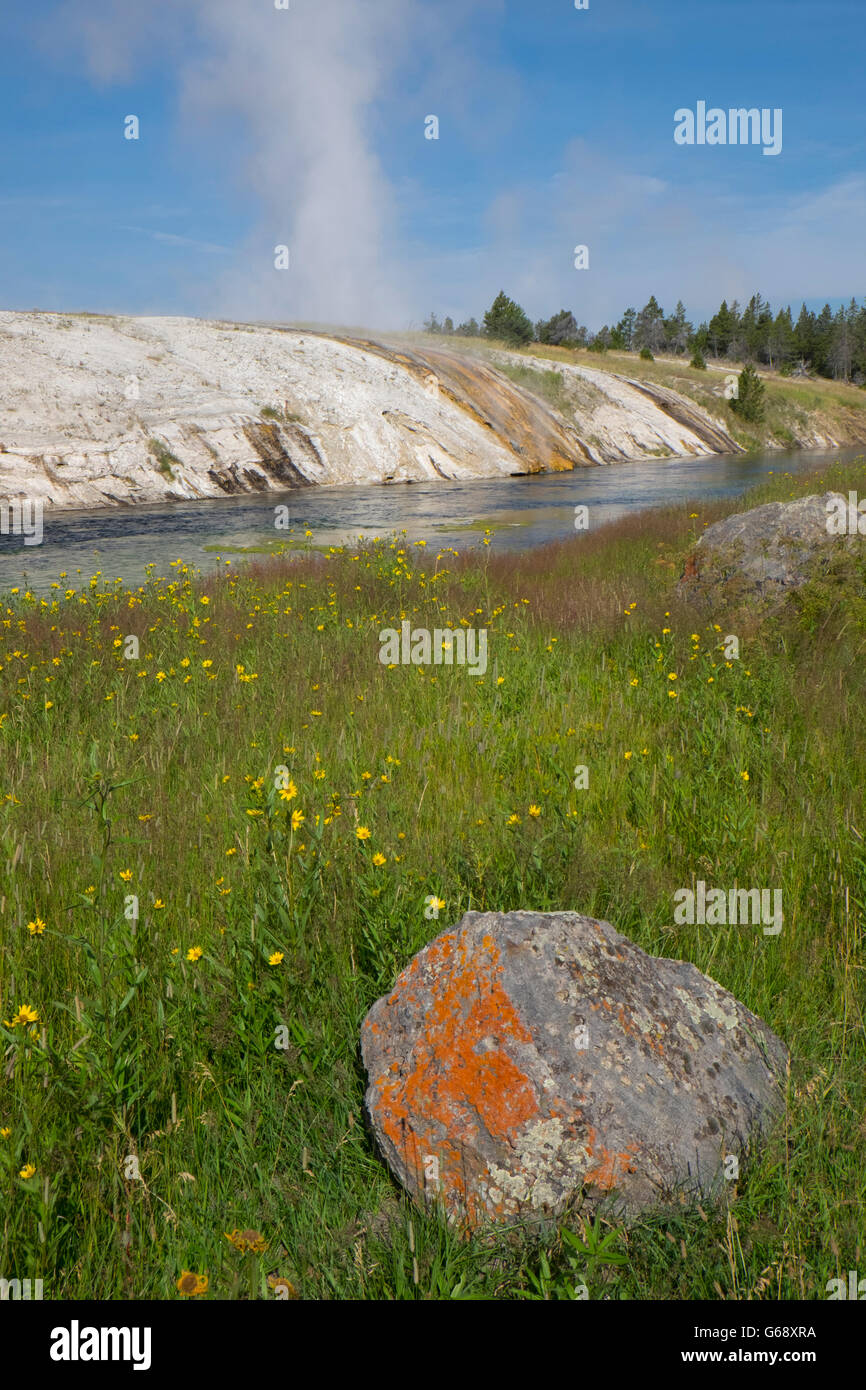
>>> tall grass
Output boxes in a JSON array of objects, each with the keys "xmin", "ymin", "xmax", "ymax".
[{"xmin": 1, "ymin": 460, "xmax": 864, "ymax": 1299}]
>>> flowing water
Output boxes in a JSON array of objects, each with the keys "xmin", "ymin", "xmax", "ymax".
[{"xmin": 1, "ymin": 447, "xmax": 862, "ymax": 595}]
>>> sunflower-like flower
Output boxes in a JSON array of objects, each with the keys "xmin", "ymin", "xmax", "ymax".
[
  {"xmin": 225, "ymin": 1228, "xmax": 267, "ymax": 1255},
  {"xmin": 176, "ymin": 1271, "xmax": 208, "ymax": 1296}
]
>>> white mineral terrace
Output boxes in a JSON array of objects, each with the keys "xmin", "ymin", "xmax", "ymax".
[{"xmin": 0, "ymin": 310, "xmax": 743, "ymax": 511}]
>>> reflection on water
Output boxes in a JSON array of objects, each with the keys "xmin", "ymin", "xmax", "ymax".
[{"xmin": 1, "ymin": 448, "xmax": 862, "ymax": 595}]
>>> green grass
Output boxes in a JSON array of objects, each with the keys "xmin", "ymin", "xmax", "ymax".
[
  {"xmin": 493, "ymin": 360, "xmax": 570, "ymax": 409},
  {"xmin": 147, "ymin": 437, "xmax": 182, "ymax": 480},
  {"xmin": 260, "ymin": 404, "xmax": 304, "ymax": 424},
  {"xmin": 430, "ymin": 517, "xmax": 524, "ymax": 535},
  {"xmin": 202, "ymin": 539, "xmax": 334, "ymax": 555},
  {"xmin": 1, "ymin": 460, "xmax": 865, "ymax": 1299}
]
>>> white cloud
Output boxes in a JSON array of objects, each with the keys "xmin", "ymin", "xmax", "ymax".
[
  {"xmin": 120, "ymin": 226, "xmax": 229, "ymax": 255},
  {"xmin": 39, "ymin": 3, "xmax": 866, "ymax": 330},
  {"xmin": 415, "ymin": 148, "xmax": 866, "ymax": 329}
]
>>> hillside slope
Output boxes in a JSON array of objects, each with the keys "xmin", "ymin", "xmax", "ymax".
[
  {"xmin": 1, "ymin": 312, "xmax": 746, "ymax": 511},
  {"xmin": 488, "ymin": 338, "xmax": 866, "ymax": 454}
]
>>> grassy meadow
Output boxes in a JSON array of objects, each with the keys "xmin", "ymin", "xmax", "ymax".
[{"xmin": 1, "ymin": 458, "xmax": 865, "ymax": 1300}]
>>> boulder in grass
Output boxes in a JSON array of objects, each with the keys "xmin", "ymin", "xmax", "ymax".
[
  {"xmin": 678, "ymin": 491, "xmax": 862, "ymax": 609},
  {"xmin": 360, "ymin": 910, "xmax": 788, "ymax": 1226}
]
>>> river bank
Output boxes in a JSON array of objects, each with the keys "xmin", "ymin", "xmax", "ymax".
[{"xmin": 1, "ymin": 444, "xmax": 863, "ymax": 595}]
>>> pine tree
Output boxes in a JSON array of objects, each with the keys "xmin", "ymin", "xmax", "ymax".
[
  {"xmin": 692, "ymin": 323, "xmax": 710, "ymax": 356},
  {"xmin": 828, "ymin": 306, "xmax": 854, "ymax": 380},
  {"xmin": 730, "ymin": 363, "xmax": 765, "ymax": 421},
  {"xmin": 665, "ymin": 300, "xmax": 692, "ymax": 354},
  {"xmin": 615, "ymin": 307, "xmax": 637, "ymax": 350},
  {"xmin": 708, "ymin": 300, "xmax": 734, "ymax": 357},
  {"xmin": 634, "ymin": 296, "xmax": 665, "ymax": 353},
  {"xmin": 813, "ymin": 304, "xmax": 834, "ymax": 376},
  {"xmin": 851, "ymin": 301, "xmax": 866, "ymax": 382},
  {"xmin": 794, "ymin": 303, "xmax": 815, "ymax": 367},
  {"xmin": 766, "ymin": 308, "xmax": 794, "ymax": 370},
  {"xmin": 536, "ymin": 309, "xmax": 580, "ymax": 346},
  {"xmin": 755, "ymin": 299, "xmax": 774, "ymax": 364},
  {"xmin": 739, "ymin": 294, "xmax": 769, "ymax": 360},
  {"xmin": 483, "ymin": 291, "xmax": 534, "ymax": 346}
]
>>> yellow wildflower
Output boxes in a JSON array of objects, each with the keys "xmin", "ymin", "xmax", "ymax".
[
  {"xmin": 176, "ymin": 1271, "xmax": 208, "ymax": 1296},
  {"xmin": 4, "ymin": 1004, "xmax": 39, "ymax": 1029}
]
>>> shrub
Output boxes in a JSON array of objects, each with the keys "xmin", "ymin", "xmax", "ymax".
[
  {"xmin": 639, "ymin": 347, "xmax": 654, "ymax": 362},
  {"xmin": 729, "ymin": 363, "xmax": 766, "ymax": 422}
]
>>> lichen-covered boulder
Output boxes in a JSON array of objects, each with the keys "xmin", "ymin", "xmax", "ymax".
[
  {"xmin": 360, "ymin": 910, "xmax": 788, "ymax": 1226},
  {"xmin": 678, "ymin": 491, "xmax": 861, "ymax": 608}
]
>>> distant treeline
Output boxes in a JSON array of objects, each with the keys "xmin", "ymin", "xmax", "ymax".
[{"xmin": 424, "ymin": 290, "xmax": 866, "ymax": 384}]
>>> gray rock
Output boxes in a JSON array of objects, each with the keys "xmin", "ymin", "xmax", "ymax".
[
  {"xmin": 678, "ymin": 491, "xmax": 861, "ymax": 607},
  {"xmin": 361, "ymin": 910, "xmax": 788, "ymax": 1226}
]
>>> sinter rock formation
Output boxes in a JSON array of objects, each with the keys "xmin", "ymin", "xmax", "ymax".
[
  {"xmin": 361, "ymin": 910, "xmax": 788, "ymax": 1226},
  {"xmin": 0, "ymin": 311, "xmax": 741, "ymax": 511}
]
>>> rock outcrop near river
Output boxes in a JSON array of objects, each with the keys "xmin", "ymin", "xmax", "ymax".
[
  {"xmin": 678, "ymin": 491, "xmax": 864, "ymax": 609},
  {"xmin": 337, "ymin": 339, "xmax": 742, "ymax": 465},
  {"xmin": 361, "ymin": 910, "xmax": 788, "ymax": 1226},
  {"xmin": 0, "ymin": 311, "xmax": 741, "ymax": 511}
]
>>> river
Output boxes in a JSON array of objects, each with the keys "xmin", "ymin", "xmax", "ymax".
[{"xmin": 1, "ymin": 446, "xmax": 862, "ymax": 595}]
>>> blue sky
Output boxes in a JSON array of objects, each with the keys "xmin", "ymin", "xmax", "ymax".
[{"xmin": 0, "ymin": 0, "xmax": 863, "ymax": 330}]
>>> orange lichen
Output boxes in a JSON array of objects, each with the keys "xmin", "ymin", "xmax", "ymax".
[
  {"xmin": 364, "ymin": 927, "xmax": 659, "ymax": 1223},
  {"xmin": 370, "ymin": 930, "xmax": 540, "ymax": 1214},
  {"xmin": 616, "ymin": 1004, "xmax": 633, "ymax": 1036},
  {"xmin": 582, "ymin": 1128, "xmax": 641, "ymax": 1190}
]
